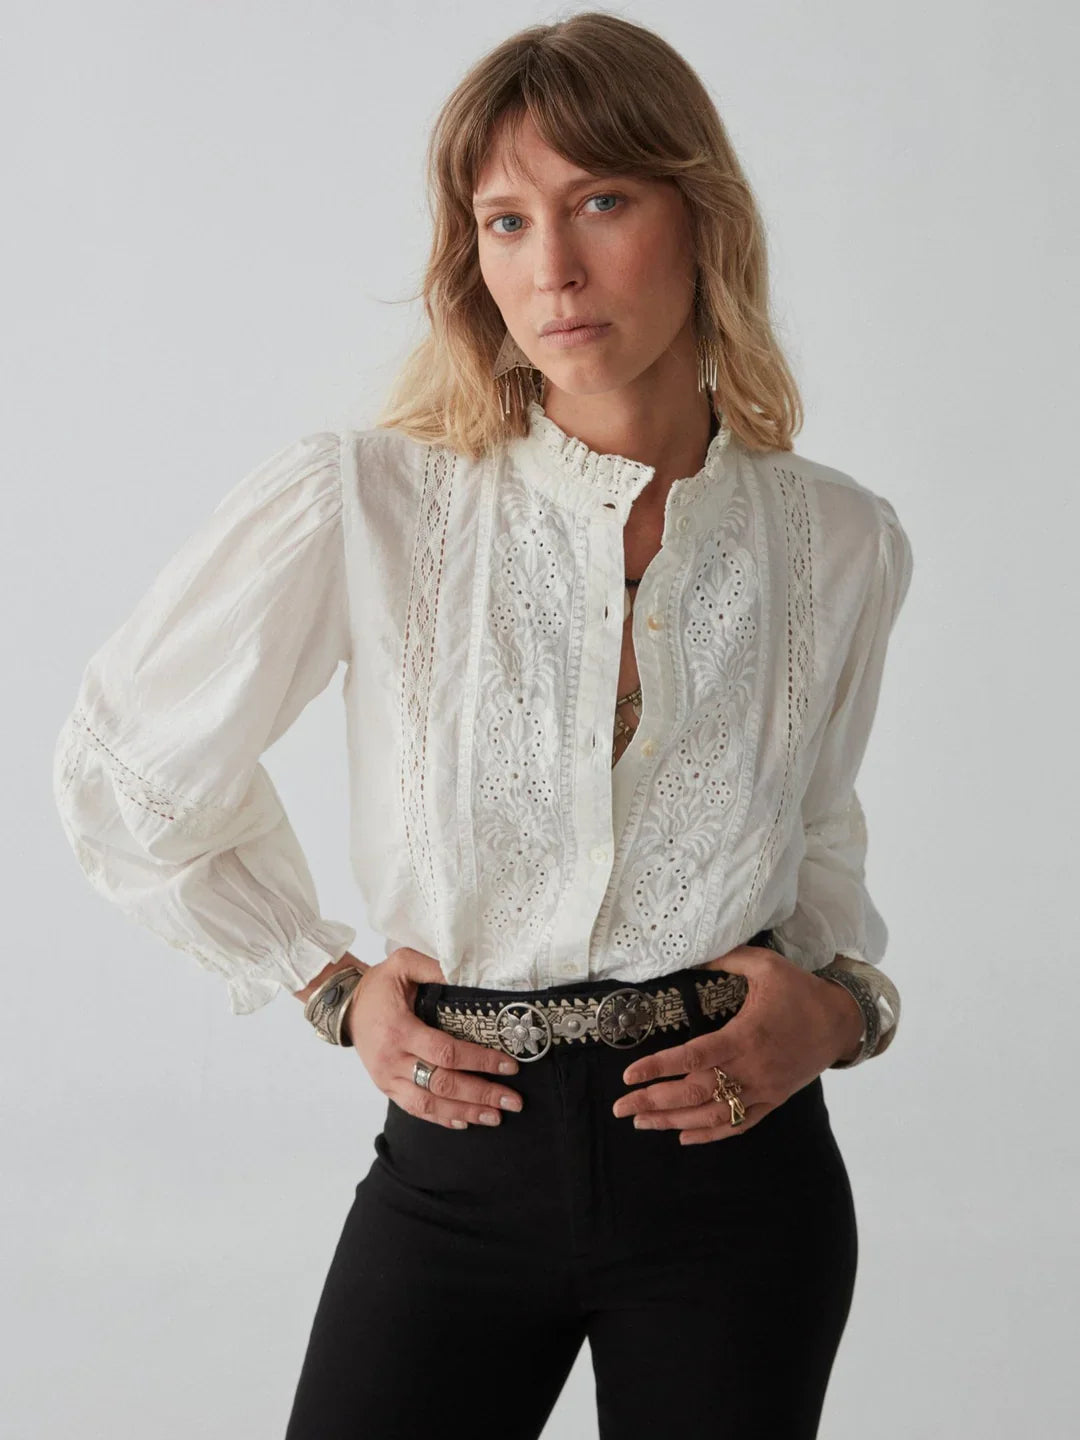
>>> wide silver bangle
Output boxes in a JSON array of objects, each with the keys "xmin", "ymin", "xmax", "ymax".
[
  {"xmin": 302, "ymin": 964, "xmax": 367, "ymax": 1046},
  {"xmin": 815, "ymin": 962, "xmax": 881, "ymax": 1068}
]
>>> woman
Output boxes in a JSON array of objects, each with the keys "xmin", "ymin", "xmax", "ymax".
[{"xmin": 53, "ymin": 13, "xmax": 913, "ymax": 1439}]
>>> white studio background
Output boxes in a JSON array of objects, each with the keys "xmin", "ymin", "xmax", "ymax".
[{"xmin": 3, "ymin": 2, "xmax": 1076, "ymax": 1437}]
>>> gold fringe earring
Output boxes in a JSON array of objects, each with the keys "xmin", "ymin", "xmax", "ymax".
[
  {"xmin": 697, "ymin": 334, "xmax": 719, "ymax": 394},
  {"xmin": 493, "ymin": 327, "xmax": 542, "ymax": 418}
]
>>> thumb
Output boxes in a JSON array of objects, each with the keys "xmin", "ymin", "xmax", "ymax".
[{"xmin": 697, "ymin": 943, "xmax": 772, "ymax": 977}]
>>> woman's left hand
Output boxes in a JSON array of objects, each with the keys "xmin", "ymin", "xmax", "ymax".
[{"xmin": 611, "ymin": 945, "xmax": 861, "ymax": 1144}]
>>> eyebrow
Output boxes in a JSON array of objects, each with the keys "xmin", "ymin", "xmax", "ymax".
[{"xmin": 471, "ymin": 173, "xmax": 629, "ymax": 210}]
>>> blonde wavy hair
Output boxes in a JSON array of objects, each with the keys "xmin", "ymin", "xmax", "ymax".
[{"xmin": 375, "ymin": 10, "xmax": 803, "ymax": 459}]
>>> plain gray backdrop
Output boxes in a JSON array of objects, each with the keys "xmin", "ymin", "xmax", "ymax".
[{"xmin": 6, "ymin": 2, "xmax": 1077, "ymax": 1436}]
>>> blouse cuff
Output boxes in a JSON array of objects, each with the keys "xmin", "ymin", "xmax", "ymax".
[{"xmin": 222, "ymin": 922, "xmax": 357, "ymax": 1016}]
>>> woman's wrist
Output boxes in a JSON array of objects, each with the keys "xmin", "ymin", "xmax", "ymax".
[
  {"xmin": 819, "ymin": 970, "xmax": 868, "ymax": 1066},
  {"xmin": 301, "ymin": 959, "xmax": 371, "ymax": 1046},
  {"xmin": 341, "ymin": 981, "xmax": 366, "ymax": 1048},
  {"xmin": 293, "ymin": 951, "xmax": 368, "ymax": 1004}
]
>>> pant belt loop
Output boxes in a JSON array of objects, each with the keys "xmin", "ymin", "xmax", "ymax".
[{"xmin": 415, "ymin": 981, "xmax": 444, "ymax": 1027}]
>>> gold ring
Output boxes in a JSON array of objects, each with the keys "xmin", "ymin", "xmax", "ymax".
[{"xmin": 712, "ymin": 1065, "xmax": 746, "ymax": 1126}]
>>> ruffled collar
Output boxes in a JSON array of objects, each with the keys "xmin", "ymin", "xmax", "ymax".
[{"xmin": 517, "ymin": 399, "xmax": 734, "ymax": 508}]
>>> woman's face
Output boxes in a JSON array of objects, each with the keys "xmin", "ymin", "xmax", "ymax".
[{"xmin": 473, "ymin": 115, "xmax": 699, "ymax": 400}]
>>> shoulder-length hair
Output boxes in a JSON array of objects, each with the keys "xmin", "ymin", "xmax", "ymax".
[{"xmin": 375, "ymin": 10, "xmax": 803, "ymax": 459}]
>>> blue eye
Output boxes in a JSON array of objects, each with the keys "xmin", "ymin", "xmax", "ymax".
[
  {"xmin": 485, "ymin": 193, "xmax": 624, "ymax": 237},
  {"xmin": 489, "ymin": 214, "xmax": 524, "ymax": 236}
]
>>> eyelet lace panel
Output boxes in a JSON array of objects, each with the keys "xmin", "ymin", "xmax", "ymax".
[
  {"xmin": 464, "ymin": 470, "xmax": 582, "ymax": 972},
  {"xmin": 593, "ymin": 478, "xmax": 763, "ymax": 971},
  {"xmin": 737, "ymin": 463, "xmax": 816, "ymax": 935},
  {"xmin": 400, "ymin": 443, "xmax": 458, "ymax": 942}
]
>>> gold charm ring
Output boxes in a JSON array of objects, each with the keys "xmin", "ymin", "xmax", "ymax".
[{"xmin": 712, "ymin": 1066, "xmax": 746, "ymax": 1126}]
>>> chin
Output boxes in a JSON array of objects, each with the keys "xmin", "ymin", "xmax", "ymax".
[{"xmin": 545, "ymin": 364, "xmax": 628, "ymax": 398}]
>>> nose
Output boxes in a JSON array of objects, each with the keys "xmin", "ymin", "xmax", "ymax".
[{"xmin": 532, "ymin": 225, "xmax": 587, "ymax": 295}]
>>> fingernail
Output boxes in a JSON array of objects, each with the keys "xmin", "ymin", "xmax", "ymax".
[
  {"xmin": 479, "ymin": 1111, "xmax": 500, "ymax": 1125},
  {"xmin": 451, "ymin": 1119, "xmax": 468, "ymax": 1129},
  {"xmin": 499, "ymin": 1095, "xmax": 522, "ymax": 1111},
  {"xmin": 498, "ymin": 1061, "xmax": 518, "ymax": 1074}
]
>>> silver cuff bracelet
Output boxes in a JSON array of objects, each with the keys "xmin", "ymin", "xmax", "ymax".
[
  {"xmin": 302, "ymin": 964, "xmax": 367, "ymax": 1046},
  {"xmin": 815, "ymin": 962, "xmax": 882, "ymax": 1068}
]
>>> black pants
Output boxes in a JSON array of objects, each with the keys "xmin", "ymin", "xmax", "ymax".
[{"xmin": 284, "ymin": 959, "xmax": 859, "ymax": 1439}]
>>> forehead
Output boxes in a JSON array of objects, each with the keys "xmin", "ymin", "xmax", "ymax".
[{"xmin": 472, "ymin": 112, "xmax": 631, "ymax": 200}]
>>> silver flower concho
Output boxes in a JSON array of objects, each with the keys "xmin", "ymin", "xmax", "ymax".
[
  {"xmin": 596, "ymin": 988, "xmax": 656, "ymax": 1048},
  {"xmin": 495, "ymin": 1001, "xmax": 553, "ymax": 1061}
]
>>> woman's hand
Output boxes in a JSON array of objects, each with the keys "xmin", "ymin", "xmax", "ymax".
[
  {"xmin": 610, "ymin": 945, "xmax": 863, "ymax": 1144},
  {"xmin": 345, "ymin": 947, "xmax": 524, "ymax": 1130}
]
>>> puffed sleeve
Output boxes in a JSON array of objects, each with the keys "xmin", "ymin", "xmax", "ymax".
[
  {"xmin": 771, "ymin": 493, "xmax": 914, "ymax": 1053},
  {"xmin": 52, "ymin": 431, "xmax": 357, "ymax": 1016}
]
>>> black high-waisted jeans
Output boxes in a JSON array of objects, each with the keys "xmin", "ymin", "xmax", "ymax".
[{"xmin": 284, "ymin": 956, "xmax": 859, "ymax": 1439}]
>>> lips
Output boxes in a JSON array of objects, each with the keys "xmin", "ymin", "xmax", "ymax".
[
  {"xmin": 539, "ymin": 321, "xmax": 613, "ymax": 350},
  {"xmin": 540, "ymin": 318, "xmax": 607, "ymax": 336}
]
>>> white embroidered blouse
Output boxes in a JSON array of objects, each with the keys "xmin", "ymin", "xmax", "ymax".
[{"xmin": 53, "ymin": 401, "xmax": 912, "ymax": 1058}]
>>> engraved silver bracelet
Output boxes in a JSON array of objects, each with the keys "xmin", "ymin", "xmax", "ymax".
[
  {"xmin": 815, "ymin": 962, "xmax": 882, "ymax": 1069},
  {"xmin": 302, "ymin": 964, "xmax": 367, "ymax": 1046}
]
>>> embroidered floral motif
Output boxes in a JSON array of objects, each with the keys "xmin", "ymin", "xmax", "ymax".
[
  {"xmin": 598, "ymin": 492, "xmax": 762, "ymax": 970},
  {"xmin": 455, "ymin": 413, "xmax": 815, "ymax": 984},
  {"xmin": 470, "ymin": 474, "xmax": 577, "ymax": 968}
]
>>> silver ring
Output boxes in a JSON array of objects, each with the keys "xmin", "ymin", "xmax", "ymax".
[{"xmin": 413, "ymin": 1059, "xmax": 436, "ymax": 1089}]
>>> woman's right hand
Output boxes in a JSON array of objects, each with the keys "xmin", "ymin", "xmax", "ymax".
[{"xmin": 345, "ymin": 946, "xmax": 524, "ymax": 1129}]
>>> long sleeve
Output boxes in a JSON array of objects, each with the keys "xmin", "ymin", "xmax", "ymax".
[
  {"xmin": 770, "ymin": 493, "xmax": 914, "ymax": 1058},
  {"xmin": 52, "ymin": 431, "xmax": 357, "ymax": 1016}
]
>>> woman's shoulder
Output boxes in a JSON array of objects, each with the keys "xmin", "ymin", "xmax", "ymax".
[
  {"xmin": 745, "ymin": 442, "xmax": 908, "ymax": 561},
  {"xmin": 338, "ymin": 422, "xmax": 482, "ymax": 507},
  {"xmin": 340, "ymin": 422, "xmax": 477, "ymax": 474}
]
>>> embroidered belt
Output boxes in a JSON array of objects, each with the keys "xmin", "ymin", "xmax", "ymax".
[
  {"xmin": 433, "ymin": 974, "xmax": 750, "ymax": 1062},
  {"xmin": 432, "ymin": 930, "xmax": 774, "ymax": 1063}
]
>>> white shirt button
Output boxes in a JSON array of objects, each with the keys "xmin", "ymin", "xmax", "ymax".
[
  {"xmin": 641, "ymin": 738, "xmax": 656, "ymax": 757},
  {"xmin": 646, "ymin": 613, "xmax": 663, "ymax": 630},
  {"xmin": 558, "ymin": 961, "xmax": 578, "ymax": 976},
  {"xmin": 676, "ymin": 515, "xmax": 690, "ymax": 531},
  {"xmin": 589, "ymin": 844, "xmax": 609, "ymax": 864}
]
